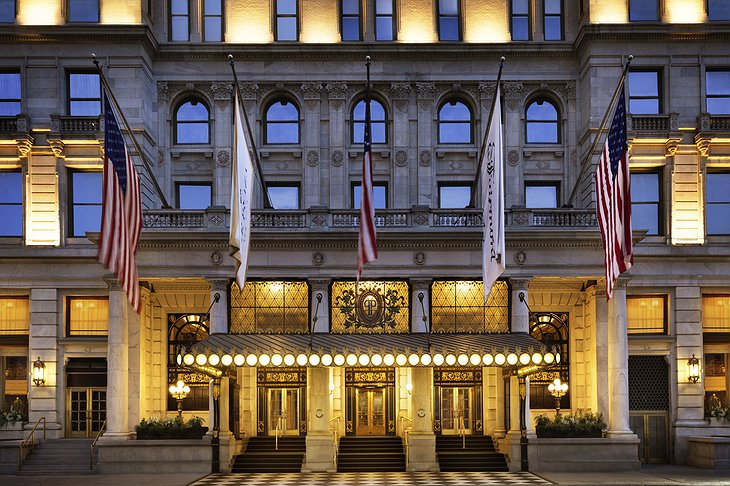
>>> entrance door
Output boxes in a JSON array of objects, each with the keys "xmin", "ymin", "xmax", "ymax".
[
  {"xmin": 440, "ymin": 387, "xmax": 472, "ymax": 435},
  {"xmin": 268, "ymin": 388, "xmax": 299, "ymax": 436},
  {"xmin": 356, "ymin": 388, "xmax": 385, "ymax": 435},
  {"xmin": 67, "ymin": 387, "xmax": 106, "ymax": 438},
  {"xmin": 630, "ymin": 412, "xmax": 669, "ymax": 463}
]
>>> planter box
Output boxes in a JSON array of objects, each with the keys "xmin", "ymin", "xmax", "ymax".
[
  {"xmin": 96, "ymin": 438, "xmax": 212, "ymax": 474},
  {"xmin": 0, "ymin": 422, "xmax": 26, "ymax": 441},
  {"xmin": 528, "ymin": 436, "xmax": 640, "ymax": 472},
  {"xmin": 687, "ymin": 436, "xmax": 730, "ymax": 469}
]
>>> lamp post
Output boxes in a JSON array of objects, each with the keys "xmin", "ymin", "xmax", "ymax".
[
  {"xmin": 547, "ymin": 378, "xmax": 568, "ymax": 414},
  {"xmin": 169, "ymin": 379, "xmax": 190, "ymax": 418}
]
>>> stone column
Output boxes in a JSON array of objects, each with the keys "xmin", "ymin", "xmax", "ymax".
[
  {"xmin": 607, "ymin": 278, "xmax": 633, "ymax": 436},
  {"xmin": 510, "ymin": 277, "xmax": 531, "ymax": 334},
  {"xmin": 309, "ymin": 279, "xmax": 331, "ymax": 333},
  {"xmin": 209, "ymin": 279, "xmax": 229, "ymax": 334},
  {"xmin": 303, "ymin": 366, "xmax": 334, "ymax": 471},
  {"xmin": 411, "ymin": 279, "xmax": 430, "ymax": 333},
  {"xmin": 492, "ymin": 369, "xmax": 506, "ymax": 438},
  {"xmin": 102, "ymin": 278, "xmax": 131, "ymax": 440},
  {"xmin": 408, "ymin": 367, "xmax": 438, "ymax": 471},
  {"xmin": 208, "ymin": 279, "xmax": 233, "ymax": 470},
  {"xmin": 127, "ymin": 292, "xmax": 142, "ymax": 432},
  {"xmin": 592, "ymin": 285, "xmax": 610, "ymax": 418}
]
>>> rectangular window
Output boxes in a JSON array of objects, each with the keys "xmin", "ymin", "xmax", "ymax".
[
  {"xmin": 275, "ymin": 0, "xmax": 298, "ymax": 41},
  {"xmin": 628, "ymin": 70, "xmax": 661, "ymax": 115},
  {"xmin": 704, "ymin": 352, "xmax": 728, "ymax": 416},
  {"xmin": 67, "ymin": 297, "xmax": 109, "ymax": 336},
  {"xmin": 69, "ymin": 170, "xmax": 102, "ymax": 237},
  {"xmin": 0, "ymin": 72, "xmax": 21, "ymax": 116},
  {"xmin": 0, "ymin": 170, "xmax": 22, "ymax": 237},
  {"xmin": 511, "ymin": 0, "xmax": 530, "ymax": 40},
  {"xmin": 631, "ymin": 170, "xmax": 662, "ymax": 236},
  {"xmin": 375, "ymin": 0, "xmax": 395, "ymax": 41},
  {"xmin": 0, "ymin": 297, "xmax": 29, "ymax": 334},
  {"xmin": 352, "ymin": 182, "xmax": 387, "ymax": 209},
  {"xmin": 431, "ymin": 280, "xmax": 509, "ymax": 333},
  {"xmin": 203, "ymin": 0, "xmax": 223, "ymax": 42},
  {"xmin": 170, "ymin": 0, "xmax": 190, "ymax": 41},
  {"xmin": 629, "ymin": 0, "xmax": 658, "ymax": 21},
  {"xmin": 525, "ymin": 183, "xmax": 558, "ymax": 208},
  {"xmin": 708, "ymin": 0, "xmax": 730, "ymax": 20},
  {"xmin": 341, "ymin": 0, "xmax": 361, "ymax": 41},
  {"xmin": 703, "ymin": 295, "xmax": 730, "ymax": 332},
  {"xmin": 0, "ymin": 0, "xmax": 15, "ymax": 24},
  {"xmin": 68, "ymin": 72, "xmax": 101, "ymax": 116},
  {"xmin": 1, "ymin": 356, "xmax": 27, "ymax": 415},
  {"xmin": 437, "ymin": 0, "xmax": 461, "ymax": 41},
  {"xmin": 177, "ymin": 182, "xmax": 212, "ymax": 209},
  {"xmin": 706, "ymin": 70, "xmax": 730, "ymax": 115},
  {"xmin": 706, "ymin": 171, "xmax": 730, "ymax": 235},
  {"xmin": 439, "ymin": 183, "xmax": 471, "ymax": 208},
  {"xmin": 67, "ymin": 0, "xmax": 99, "ymax": 22},
  {"xmin": 230, "ymin": 281, "xmax": 309, "ymax": 333},
  {"xmin": 543, "ymin": 0, "xmax": 562, "ymax": 40},
  {"xmin": 267, "ymin": 184, "xmax": 300, "ymax": 209},
  {"xmin": 627, "ymin": 295, "xmax": 667, "ymax": 334}
]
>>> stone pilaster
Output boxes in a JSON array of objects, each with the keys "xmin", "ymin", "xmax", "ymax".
[
  {"xmin": 303, "ymin": 366, "xmax": 335, "ymax": 471},
  {"xmin": 408, "ymin": 367, "xmax": 438, "ymax": 471},
  {"xmin": 101, "ymin": 278, "xmax": 131, "ymax": 440},
  {"xmin": 309, "ymin": 279, "xmax": 331, "ymax": 333},
  {"xmin": 607, "ymin": 278, "xmax": 634, "ymax": 437},
  {"xmin": 411, "ymin": 279, "xmax": 431, "ymax": 333},
  {"xmin": 510, "ymin": 277, "xmax": 531, "ymax": 333},
  {"xmin": 208, "ymin": 279, "xmax": 229, "ymax": 334},
  {"xmin": 592, "ymin": 285, "xmax": 610, "ymax": 418},
  {"xmin": 28, "ymin": 288, "xmax": 61, "ymax": 436}
]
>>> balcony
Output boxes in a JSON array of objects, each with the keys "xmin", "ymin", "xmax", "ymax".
[{"xmin": 141, "ymin": 206, "xmax": 598, "ymax": 232}]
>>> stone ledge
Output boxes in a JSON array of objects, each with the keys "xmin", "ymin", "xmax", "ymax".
[
  {"xmin": 528, "ymin": 437, "xmax": 641, "ymax": 472},
  {"xmin": 96, "ymin": 439, "xmax": 212, "ymax": 474},
  {"xmin": 688, "ymin": 436, "xmax": 730, "ymax": 469}
]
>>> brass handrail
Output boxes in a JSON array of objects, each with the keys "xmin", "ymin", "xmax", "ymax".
[
  {"xmin": 89, "ymin": 419, "xmax": 107, "ymax": 470},
  {"xmin": 329, "ymin": 416, "xmax": 341, "ymax": 467},
  {"xmin": 399, "ymin": 415, "xmax": 413, "ymax": 469},
  {"xmin": 18, "ymin": 416, "xmax": 46, "ymax": 470},
  {"xmin": 275, "ymin": 416, "xmax": 283, "ymax": 450},
  {"xmin": 459, "ymin": 415, "xmax": 466, "ymax": 449}
]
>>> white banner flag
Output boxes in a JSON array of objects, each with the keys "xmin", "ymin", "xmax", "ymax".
[
  {"xmin": 230, "ymin": 95, "xmax": 254, "ymax": 290},
  {"xmin": 481, "ymin": 86, "xmax": 505, "ymax": 302}
]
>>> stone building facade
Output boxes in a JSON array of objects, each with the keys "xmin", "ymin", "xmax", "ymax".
[{"xmin": 0, "ymin": 0, "xmax": 729, "ymax": 471}]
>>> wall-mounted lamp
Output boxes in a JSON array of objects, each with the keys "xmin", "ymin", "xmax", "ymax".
[
  {"xmin": 32, "ymin": 357, "xmax": 46, "ymax": 386},
  {"xmin": 688, "ymin": 354, "xmax": 700, "ymax": 383},
  {"xmin": 405, "ymin": 383, "xmax": 413, "ymax": 395},
  {"xmin": 329, "ymin": 382, "xmax": 335, "ymax": 396}
]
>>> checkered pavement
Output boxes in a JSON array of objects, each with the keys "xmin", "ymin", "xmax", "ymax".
[{"xmin": 192, "ymin": 471, "xmax": 552, "ymax": 485}]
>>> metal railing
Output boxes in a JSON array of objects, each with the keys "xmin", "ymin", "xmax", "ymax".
[
  {"xmin": 329, "ymin": 416, "xmax": 341, "ymax": 468},
  {"xmin": 89, "ymin": 419, "xmax": 106, "ymax": 470},
  {"xmin": 274, "ymin": 416, "xmax": 283, "ymax": 451},
  {"xmin": 18, "ymin": 417, "xmax": 45, "ymax": 470},
  {"xmin": 458, "ymin": 415, "xmax": 466, "ymax": 449},
  {"xmin": 399, "ymin": 415, "xmax": 413, "ymax": 469}
]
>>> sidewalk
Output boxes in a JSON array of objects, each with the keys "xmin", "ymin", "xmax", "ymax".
[{"xmin": 537, "ymin": 465, "xmax": 730, "ymax": 485}]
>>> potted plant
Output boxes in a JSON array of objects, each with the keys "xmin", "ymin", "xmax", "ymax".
[
  {"xmin": 704, "ymin": 393, "xmax": 729, "ymax": 424},
  {"xmin": 134, "ymin": 416, "xmax": 207, "ymax": 440},
  {"xmin": 535, "ymin": 409, "xmax": 606, "ymax": 438}
]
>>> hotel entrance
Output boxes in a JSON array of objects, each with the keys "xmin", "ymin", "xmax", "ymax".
[
  {"xmin": 433, "ymin": 368, "xmax": 483, "ymax": 435},
  {"xmin": 65, "ymin": 358, "xmax": 107, "ymax": 438},
  {"xmin": 256, "ymin": 367, "xmax": 307, "ymax": 436},
  {"xmin": 267, "ymin": 388, "xmax": 300, "ymax": 436},
  {"xmin": 440, "ymin": 386, "xmax": 473, "ymax": 435},
  {"xmin": 345, "ymin": 368, "xmax": 395, "ymax": 436}
]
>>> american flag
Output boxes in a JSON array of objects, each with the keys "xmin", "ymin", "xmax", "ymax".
[
  {"xmin": 357, "ymin": 95, "xmax": 377, "ymax": 283},
  {"xmin": 596, "ymin": 88, "xmax": 633, "ymax": 299},
  {"xmin": 98, "ymin": 96, "xmax": 142, "ymax": 313}
]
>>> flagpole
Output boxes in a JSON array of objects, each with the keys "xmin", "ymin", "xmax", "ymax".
[
  {"xmin": 567, "ymin": 54, "xmax": 634, "ymax": 207},
  {"xmin": 92, "ymin": 54, "xmax": 171, "ymax": 209},
  {"xmin": 228, "ymin": 55, "xmax": 272, "ymax": 209},
  {"xmin": 470, "ymin": 56, "xmax": 505, "ymax": 208}
]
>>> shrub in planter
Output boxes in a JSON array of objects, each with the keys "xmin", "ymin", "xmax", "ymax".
[
  {"xmin": 0, "ymin": 397, "xmax": 28, "ymax": 427},
  {"xmin": 135, "ymin": 416, "xmax": 206, "ymax": 440},
  {"xmin": 535, "ymin": 410, "xmax": 606, "ymax": 438}
]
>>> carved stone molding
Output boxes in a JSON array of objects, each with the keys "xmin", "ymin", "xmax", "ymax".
[
  {"xmin": 416, "ymin": 82, "xmax": 436, "ymax": 99},
  {"xmin": 217, "ymin": 150, "xmax": 230, "ymax": 167},
  {"xmin": 158, "ymin": 148, "xmax": 165, "ymax": 166},
  {"xmin": 570, "ymin": 149, "xmax": 577, "ymax": 166},
  {"xmin": 507, "ymin": 150, "xmax": 520, "ymax": 166},
  {"xmin": 300, "ymin": 82, "xmax": 323, "ymax": 100},
  {"xmin": 390, "ymin": 82, "xmax": 411, "ymax": 100},
  {"xmin": 413, "ymin": 251, "xmax": 426, "ymax": 266},
  {"xmin": 239, "ymin": 83, "xmax": 259, "ymax": 100},
  {"xmin": 670, "ymin": 112, "xmax": 679, "ymax": 131},
  {"xmin": 207, "ymin": 278, "xmax": 228, "ymax": 291},
  {"xmin": 394, "ymin": 150, "xmax": 408, "ymax": 167},
  {"xmin": 209, "ymin": 252, "xmax": 223, "ymax": 266},
  {"xmin": 49, "ymin": 140, "xmax": 64, "ymax": 158},
  {"xmin": 16, "ymin": 136, "xmax": 33, "ymax": 158},
  {"xmin": 514, "ymin": 250, "xmax": 527, "ymax": 266},
  {"xmin": 479, "ymin": 82, "xmax": 496, "ymax": 100},
  {"xmin": 698, "ymin": 113, "xmax": 711, "ymax": 131},
  {"xmin": 419, "ymin": 150, "xmax": 432, "ymax": 167},
  {"xmin": 326, "ymin": 82, "xmax": 348, "ymax": 100},
  {"xmin": 665, "ymin": 140, "xmax": 679, "ymax": 157},
  {"xmin": 510, "ymin": 276, "xmax": 531, "ymax": 289},
  {"xmin": 157, "ymin": 81, "xmax": 169, "ymax": 101},
  {"xmin": 210, "ymin": 82, "xmax": 233, "ymax": 100},
  {"xmin": 312, "ymin": 252, "xmax": 324, "ymax": 266},
  {"xmin": 104, "ymin": 277, "xmax": 123, "ymax": 291},
  {"xmin": 411, "ymin": 278, "xmax": 430, "ymax": 290},
  {"xmin": 503, "ymin": 82, "xmax": 524, "ymax": 100},
  {"xmin": 331, "ymin": 150, "xmax": 344, "ymax": 167},
  {"xmin": 306, "ymin": 150, "xmax": 320, "ymax": 167}
]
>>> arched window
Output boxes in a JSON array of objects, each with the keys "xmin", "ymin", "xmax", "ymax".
[
  {"xmin": 352, "ymin": 98, "xmax": 386, "ymax": 144},
  {"xmin": 526, "ymin": 98, "xmax": 559, "ymax": 143},
  {"xmin": 530, "ymin": 312, "xmax": 570, "ymax": 410},
  {"xmin": 438, "ymin": 99, "xmax": 472, "ymax": 144},
  {"xmin": 174, "ymin": 98, "xmax": 210, "ymax": 144},
  {"xmin": 265, "ymin": 98, "xmax": 299, "ymax": 144},
  {"xmin": 167, "ymin": 314, "xmax": 210, "ymax": 411}
]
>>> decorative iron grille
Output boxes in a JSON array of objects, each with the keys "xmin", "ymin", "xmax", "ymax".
[
  {"xmin": 430, "ymin": 280, "xmax": 509, "ymax": 333},
  {"xmin": 628, "ymin": 355, "xmax": 669, "ymax": 411},
  {"xmin": 331, "ymin": 281, "xmax": 410, "ymax": 333},
  {"xmin": 529, "ymin": 312, "xmax": 570, "ymax": 409},
  {"xmin": 230, "ymin": 281, "xmax": 309, "ymax": 334},
  {"xmin": 168, "ymin": 313, "xmax": 210, "ymax": 411}
]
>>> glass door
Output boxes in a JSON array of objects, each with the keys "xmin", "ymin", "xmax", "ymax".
[
  {"xmin": 268, "ymin": 388, "xmax": 300, "ymax": 436},
  {"xmin": 440, "ymin": 387, "xmax": 472, "ymax": 435},
  {"xmin": 356, "ymin": 387, "xmax": 385, "ymax": 435},
  {"xmin": 67, "ymin": 387, "xmax": 106, "ymax": 438}
]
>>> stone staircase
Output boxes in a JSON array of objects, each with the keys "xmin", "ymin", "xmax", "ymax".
[
  {"xmin": 231, "ymin": 436, "xmax": 305, "ymax": 473},
  {"xmin": 18, "ymin": 438, "xmax": 97, "ymax": 475},
  {"xmin": 337, "ymin": 436, "xmax": 406, "ymax": 472},
  {"xmin": 436, "ymin": 435, "xmax": 508, "ymax": 472}
]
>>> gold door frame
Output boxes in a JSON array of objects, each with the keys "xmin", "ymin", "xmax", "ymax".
[
  {"xmin": 66, "ymin": 387, "xmax": 106, "ymax": 438},
  {"xmin": 439, "ymin": 386, "xmax": 473, "ymax": 435},
  {"xmin": 355, "ymin": 388, "xmax": 386, "ymax": 435},
  {"xmin": 345, "ymin": 367, "xmax": 395, "ymax": 436}
]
